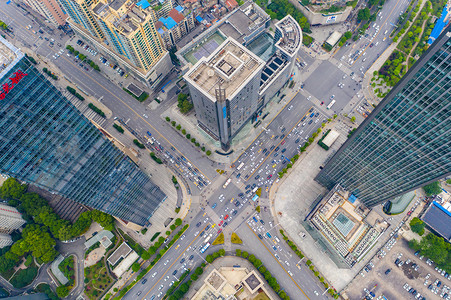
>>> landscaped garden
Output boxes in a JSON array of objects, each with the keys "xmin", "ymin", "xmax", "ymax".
[{"xmin": 84, "ymin": 260, "xmax": 114, "ymax": 300}]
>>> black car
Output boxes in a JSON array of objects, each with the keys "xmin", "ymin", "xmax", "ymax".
[
  {"xmin": 281, "ymin": 128, "xmax": 286, "ymax": 132},
  {"xmin": 238, "ymin": 192, "xmax": 244, "ymax": 197},
  {"xmin": 200, "ymin": 231, "xmax": 205, "ymax": 237},
  {"xmin": 295, "ymin": 138, "xmax": 300, "ymax": 143},
  {"xmin": 274, "ymin": 135, "xmax": 279, "ymax": 139},
  {"xmin": 236, "ymin": 173, "xmax": 241, "ymax": 179},
  {"xmin": 309, "ymin": 108, "xmax": 314, "ymax": 113},
  {"xmin": 252, "ymin": 183, "xmax": 257, "ymax": 188},
  {"xmin": 196, "ymin": 222, "xmax": 201, "ymax": 227},
  {"xmin": 255, "ymin": 175, "xmax": 260, "ymax": 180},
  {"xmin": 308, "ymin": 120, "xmax": 313, "ymax": 125},
  {"xmin": 262, "ymin": 148, "xmax": 267, "ymax": 153},
  {"xmin": 235, "ymin": 201, "xmax": 240, "ymax": 207},
  {"xmin": 246, "ymin": 190, "xmax": 251, "ymax": 194},
  {"xmin": 141, "ymin": 279, "xmax": 147, "ymax": 284},
  {"xmin": 385, "ymin": 269, "xmax": 391, "ymax": 275},
  {"xmin": 280, "ymin": 134, "xmax": 285, "ymax": 139},
  {"xmin": 246, "ymin": 185, "xmax": 251, "ymax": 189},
  {"xmin": 223, "ymin": 222, "xmax": 228, "ymax": 227},
  {"xmin": 180, "ymin": 258, "xmax": 185, "ymax": 263},
  {"xmin": 260, "ymin": 219, "xmax": 265, "ymax": 225},
  {"xmin": 274, "ymin": 153, "xmax": 279, "ymax": 157},
  {"xmin": 301, "ymin": 116, "xmax": 306, "ymax": 121},
  {"xmin": 205, "ymin": 225, "xmax": 210, "ymax": 231},
  {"xmin": 258, "ymin": 234, "xmax": 263, "ymax": 239},
  {"xmin": 275, "ymin": 147, "xmax": 280, "ymax": 152},
  {"xmin": 189, "ymin": 255, "xmax": 194, "ymax": 260},
  {"xmin": 232, "ymin": 210, "xmax": 238, "ymax": 216},
  {"xmin": 281, "ymin": 148, "xmax": 286, "ymax": 153},
  {"xmin": 173, "ymin": 270, "xmax": 178, "ymax": 275},
  {"xmin": 270, "ymin": 145, "xmax": 275, "ymax": 150}
]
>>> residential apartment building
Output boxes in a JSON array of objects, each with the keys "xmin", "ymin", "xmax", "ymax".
[
  {"xmin": 58, "ymin": 0, "xmax": 104, "ymax": 38},
  {"xmin": 23, "ymin": 0, "xmax": 67, "ymax": 27},
  {"xmin": 0, "ymin": 204, "xmax": 26, "ymax": 234},
  {"xmin": 0, "ymin": 37, "xmax": 167, "ymax": 226},
  {"xmin": 58, "ymin": 0, "xmax": 172, "ymax": 87},
  {"xmin": 316, "ymin": 28, "xmax": 451, "ymax": 207},
  {"xmin": 156, "ymin": 6, "xmax": 195, "ymax": 49}
]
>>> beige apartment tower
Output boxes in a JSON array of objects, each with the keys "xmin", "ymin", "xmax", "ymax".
[
  {"xmin": 23, "ymin": 0, "xmax": 68, "ymax": 26},
  {"xmin": 58, "ymin": 0, "xmax": 172, "ymax": 87}
]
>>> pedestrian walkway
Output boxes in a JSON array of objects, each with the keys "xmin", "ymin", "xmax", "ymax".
[{"xmin": 50, "ymin": 255, "xmax": 69, "ymax": 285}]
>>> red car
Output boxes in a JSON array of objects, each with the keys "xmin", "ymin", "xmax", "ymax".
[
  {"xmin": 224, "ymin": 214, "xmax": 229, "ymax": 220},
  {"xmin": 217, "ymin": 229, "xmax": 222, "ymax": 234},
  {"xmin": 219, "ymin": 220, "xmax": 224, "ymax": 226},
  {"xmin": 281, "ymin": 140, "xmax": 286, "ymax": 145}
]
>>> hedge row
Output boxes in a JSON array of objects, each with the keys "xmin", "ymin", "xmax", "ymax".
[
  {"xmin": 165, "ymin": 117, "xmax": 211, "ymax": 156},
  {"xmin": 66, "ymin": 86, "xmax": 85, "ymax": 101},
  {"xmin": 88, "ymin": 103, "xmax": 105, "ymax": 118}
]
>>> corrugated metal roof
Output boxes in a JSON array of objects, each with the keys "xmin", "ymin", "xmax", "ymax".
[{"xmin": 422, "ymin": 201, "xmax": 451, "ymax": 241}]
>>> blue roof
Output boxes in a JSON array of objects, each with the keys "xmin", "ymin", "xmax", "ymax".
[
  {"xmin": 136, "ymin": 0, "xmax": 150, "ymax": 9},
  {"xmin": 422, "ymin": 201, "xmax": 451, "ymax": 240},
  {"xmin": 157, "ymin": 28, "xmax": 165, "ymax": 35},
  {"xmin": 196, "ymin": 16, "xmax": 203, "ymax": 22},
  {"xmin": 349, "ymin": 194, "xmax": 357, "ymax": 203},
  {"xmin": 428, "ymin": 5, "xmax": 449, "ymax": 44},
  {"xmin": 175, "ymin": 5, "xmax": 184, "ymax": 12},
  {"xmin": 159, "ymin": 17, "xmax": 177, "ymax": 30}
]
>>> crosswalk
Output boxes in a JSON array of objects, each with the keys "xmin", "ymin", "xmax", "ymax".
[{"xmin": 63, "ymin": 90, "xmax": 107, "ymax": 127}]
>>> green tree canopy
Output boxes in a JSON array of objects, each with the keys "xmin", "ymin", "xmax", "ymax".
[
  {"xmin": 0, "ymin": 178, "xmax": 27, "ymax": 199},
  {"xmin": 423, "ymin": 181, "xmax": 442, "ymax": 196},
  {"xmin": 410, "ymin": 217, "xmax": 425, "ymax": 235},
  {"xmin": 357, "ymin": 8, "xmax": 370, "ymax": 21}
]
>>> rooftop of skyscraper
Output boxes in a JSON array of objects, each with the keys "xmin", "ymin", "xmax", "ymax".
[
  {"xmin": 0, "ymin": 38, "xmax": 20, "ymax": 75},
  {"xmin": 93, "ymin": 0, "xmax": 150, "ymax": 34},
  {"xmin": 274, "ymin": 15, "xmax": 302, "ymax": 57},
  {"xmin": 184, "ymin": 38, "xmax": 265, "ymax": 101}
]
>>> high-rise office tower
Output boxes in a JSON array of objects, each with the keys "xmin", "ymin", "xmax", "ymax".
[
  {"xmin": 184, "ymin": 38, "xmax": 266, "ymax": 150},
  {"xmin": 58, "ymin": 0, "xmax": 172, "ymax": 87},
  {"xmin": 0, "ymin": 204, "xmax": 26, "ymax": 234},
  {"xmin": 0, "ymin": 37, "xmax": 166, "ymax": 226},
  {"xmin": 23, "ymin": 0, "xmax": 68, "ymax": 27},
  {"xmin": 316, "ymin": 28, "xmax": 451, "ymax": 207}
]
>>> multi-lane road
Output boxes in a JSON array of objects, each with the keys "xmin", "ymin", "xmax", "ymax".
[{"xmin": 0, "ymin": 0, "xmax": 413, "ymax": 298}]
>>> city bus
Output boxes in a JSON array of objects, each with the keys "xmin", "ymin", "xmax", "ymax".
[
  {"xmin": 223, "ymin": 178, "xmax": 231, "ymax": 189},
  {"xmin": 200, "ymin": 243, "xmax": 211, "ymax": 253},
  {"xmin": 327, "ymin": 100, "xmax": 336, "ymax": 110}
]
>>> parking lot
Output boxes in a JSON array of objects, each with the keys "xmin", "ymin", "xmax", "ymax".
[{"xmin": 345, "ymin": 237, "xmax": 451, "ymax": 300}]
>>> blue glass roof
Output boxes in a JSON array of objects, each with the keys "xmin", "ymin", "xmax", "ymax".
[
  {"xmin": 159, "ymin": 17, "xmax": 177, "ymax": 30},
  {"xmin": 136, "ymin": 0, "xmax": 150, "ymax": 9}
]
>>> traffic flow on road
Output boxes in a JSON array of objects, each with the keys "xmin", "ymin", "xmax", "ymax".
[{"xmin": 0, "ymin": 0, "xmax": 413, "ymax": 297}]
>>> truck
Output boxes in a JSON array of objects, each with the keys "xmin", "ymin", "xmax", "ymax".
[
  {"xmin": 223, "ymin": 178, "xmax": 231, "ymax": 189},
  {"xmin": 236, "ymin": 162, "xmax": 245, "ymax": 171}
]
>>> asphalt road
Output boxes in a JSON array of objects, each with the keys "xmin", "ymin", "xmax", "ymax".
[{"xmin": 0, "ymin": 0, "xmax": 413, "ymax": 298}]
